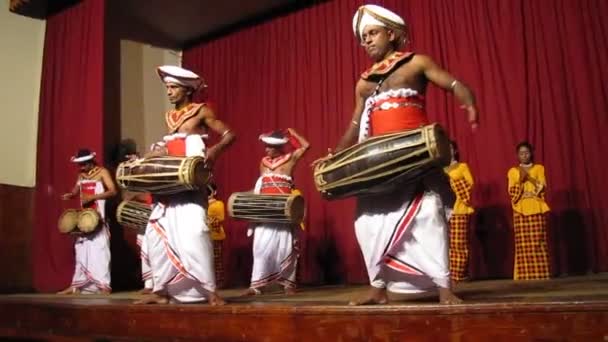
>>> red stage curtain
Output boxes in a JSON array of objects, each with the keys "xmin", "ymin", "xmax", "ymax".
[
  {"xmin": 183, "ymin": 0, "xmax": 608, "ymax": 286},
  {"xmin": 32, "ymin": 0, "xmax": 106, "ymax": 292}
]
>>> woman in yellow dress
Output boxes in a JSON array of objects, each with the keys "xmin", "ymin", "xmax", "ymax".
[
  {"xmin": 507, "ymin": 141, "xmax": 551, "ymax": 280},
  {"xmin": 444, "ymin": 141, "xmax": 475, "ymax": 284},
  {"xmin": 207, "ymin": 183, "xmax": 226, "ymax": 288}
]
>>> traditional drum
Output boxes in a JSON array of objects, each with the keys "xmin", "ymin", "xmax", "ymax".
[
  {"xmin": 77, "ymin": 208, "xmax": 101, "ymax": 233},
  {"xmin": 58, "ymin": 209, "xmax": 79, "ymax": 234},
  {"xmin": 116, "ymin": 200, "xmax": 152, "ymax": 232},
  {"xmin": 314, "ymin": 123, "xmax": 450, "ymax": 199},
  {"xmin": 227, "ymin": 192, "xmax": 305, "ymax": 224},
  {"xmin": 116, "ymin": 156, "xmax": 210, "ymax": 195}
]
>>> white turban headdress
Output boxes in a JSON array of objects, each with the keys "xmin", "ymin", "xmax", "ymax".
[
  {"xmin": 352, "ymin": 5, "xmax": 407, "ymax": 47},
  {"xmin": 70, "ymin": 149, "xmax": 96, "ymax": 163},
  {"xmin": 259, "ymin": 131, "xmax": 288, "ymax": 146},
  {"xmin": 157, "ymin": 65, "xmax": 206, "ymax": 90}
]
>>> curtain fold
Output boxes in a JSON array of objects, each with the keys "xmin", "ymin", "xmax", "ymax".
[{"xmin": 33, "ymin": 0, "xmax": 106, "ymax": 292}]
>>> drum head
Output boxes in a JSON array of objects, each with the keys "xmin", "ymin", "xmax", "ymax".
[
  {"xmin": 286, "ymin": 194, "xmax": 305, "ymax": 224},
  {"xmin": 428, "ymin": 124, "xmax": 451, "ymax": 167},
  {"xmin": 77, "ymin": 209, "xmax": 100, "ymax": 233},
  {"xmin": 58, "ymin": 209, "xmax": 79, "ymax": 234},
  {"xmin": 116, "ymin": 200, "xmax": 151, "ymax": 232},
  {"xmin": 190, "ymin": 158, "xmax": 211, "ymax": 189}
]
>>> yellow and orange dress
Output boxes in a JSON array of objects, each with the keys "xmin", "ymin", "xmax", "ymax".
[
  {"xmin": 445, "ymin": 162, "xmax": 475, "ymax": 282},
  {"xmin": 507, "ymin": 164, "xmax": 551, "ymax": 280},
  {"xmin": 207, "ymin": 198, "xmax": 226, "ymax": 287}
]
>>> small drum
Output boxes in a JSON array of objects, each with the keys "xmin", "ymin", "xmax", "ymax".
[
  {"xmin": 314, "ymin": 123, "xmax": 450, "ymax": 199},
  {"xmin": 77, "ymin": 208, "xmax": 101, "ymax": 233},
  {"xmin": 116, "ymin": 200, "xmax": 152, "ymax": 232},
  {"xmin": 116, "ymin": 156, "xmax": 210, "ymax": 195},
  {"xmin": 228, "ymin": 192, "xmax": 305, "ymax": 224},
  {"xmin": 58, "ymin": 209, "xmax": 79, "ymax": 234}
]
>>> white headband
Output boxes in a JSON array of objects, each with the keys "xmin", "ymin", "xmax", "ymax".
[
  {"xmin": 157, "ymin": 65, "xmax": 206, "ymax": 90},
  {"xmin": 71, "ymin": 153, "xmax": 96, "ymax": 163},
  {"xmin": 352, "ymin": 5, "xmax": 406, "ymax": 42},
  {"xmin": 260, "ymin": 135, "xmax": 288, "ymax": 146}
]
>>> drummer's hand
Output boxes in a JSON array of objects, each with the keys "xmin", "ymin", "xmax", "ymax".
[
  {"xmin": 311, "ymin": 148, "xmax": 334, "ymax": 168},
  {"xmin": 81, "ymin": 194, "xmax": 95, "ymax": 204},
  {"xmin": 461, "ymin": 104, "xmax": 479, "ymax": 132},
  {"xmin": 205, "ymin": 146, "xmax": 219, "ymax": 169},
  {"xmin": 61, "ymin": 193, "xmax": 74, "ymax": 200},
  {"xmin": 122, "ymin": 192, "xmax": 135, "ymax": 201}
]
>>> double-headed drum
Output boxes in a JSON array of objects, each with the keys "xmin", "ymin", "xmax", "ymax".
[
  {"xmin": 116, "ymin": 156, "xmax": 210, "ymax": 195},
  {"xmin": 228, "ymin": 192, "xmax": 305, "ymax": 224},
  {"xmin": 58, "ymin": 208, "xmax": 100, "ymax": 234},
  {"xmin": 116, "ymin": 200, "xmax": 152, "ymax": 232},
  {"xmin": 77, "ymin": 208, "xmax": 101, "ymax": 233},
  {"xmin": 314, "ymin": 123, "xmax": 450, "ymax": 199},
  {"xmin": 58, "ymin": 209, "xmax": 79, "ymax": 234}
]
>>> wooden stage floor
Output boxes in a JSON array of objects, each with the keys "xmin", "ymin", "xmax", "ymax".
[{"xmin": 1, "ymin": 274, "xmax": 608, "ymax": 341}]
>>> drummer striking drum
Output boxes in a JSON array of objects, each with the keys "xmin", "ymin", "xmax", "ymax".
[
  {"xmin": 241, "ymin": 128, "xmax": 309, "ymax": 296},
  {"xmin": 58, "ymin": 149, "xmax": 117, "ymax": 295},
  {"xmin": 134, "ymin": 65, "xmax": 235, "ymax": 305},
  {"xmin": 314, "ymin": 5, "xmax": 478, "ymax": 305}
]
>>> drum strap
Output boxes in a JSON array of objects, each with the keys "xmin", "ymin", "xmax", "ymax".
[{"xmin": 372, "ymin": 78, "xmax": 385, "ymax": 97}]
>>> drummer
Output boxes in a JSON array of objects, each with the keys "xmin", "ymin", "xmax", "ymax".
[
  {"xmin": 241, "ymin": 128, "xmax": 309, "ymax": 296},
  {"xmin": 135, "ymin": 66, "xmax": 235, "ymax": 305},
  {"xmin": 313, "ymin": 5, "xmax": 478, "ymax": 305},
  {"xmin": 58, "ymin": 148, "xmax": 117, "ymax": 295}
]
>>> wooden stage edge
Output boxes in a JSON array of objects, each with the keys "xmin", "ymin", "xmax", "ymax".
[{"xmin": 1, "ymin": 274, "xmax": 608, "ymax": 341}]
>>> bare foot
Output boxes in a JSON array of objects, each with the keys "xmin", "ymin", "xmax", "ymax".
[
  {"xmin": 349, "ymin": 287, "xmax": 388, "ymax": 306},
  {"xmin": 57, "ymin": 286, "xmax": 79, "ymax": 295},
  {"xmin": 438, "ymin": 287, "xmax": 463, "ymax": 304},
  {"xmin": 133, "ymin": 293, "xmax": 170, "ymax": 305},
  {"xmin": 239, "ymin": 288, "xmax": 261, "ymax": 297},
  {"xmin": 209, "ymin": 292, "xmax": 226, "ymax": 306},
  {"xmin": 284, "ymin": 287, "xmax": 297, "ymax": 295},
  {"xmin": 100, "ymin": 289, "xmax": 111, "ymax": 295},
  {"xmin": 138, "ymin": 288, "xmax": 153, "ymax": 295}
]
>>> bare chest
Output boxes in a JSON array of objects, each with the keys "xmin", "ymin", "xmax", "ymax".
[
  {"xmin": 360, "ymin": 64, "xmax": 428, "ymax": 99},
  {"xmin": 262, "ymin": 163, "xmax": 293, "ymax": 177},
  {"xmin": 176, "ymin": 116, "xmax": 207, "ymax": 135}
]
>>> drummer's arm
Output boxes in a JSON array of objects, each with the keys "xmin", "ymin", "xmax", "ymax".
[
  {"xmin": 334, "ymin": 80, "xmax": 367, "ymax": 153},
  {"xmin": 418, "ymin": 54, "xmax": 478, "ymax": 130},
  {"xmin": 90, "ymin": 169, "xmax": 118, "ymax": 201},
  {"xmin": 122, "ymin": 191, "xmax": 148, "ymax": 202},
  {"xmin": 62, "ymin": 182, "xmax": 79, "ymax": 200},
  {"xmin": 286, "ymin": 128, "xmax": 310, "ymax": 161},
  {"xmin": 201, "ymin": 106, "xmax": 236, "ymax": 166}
]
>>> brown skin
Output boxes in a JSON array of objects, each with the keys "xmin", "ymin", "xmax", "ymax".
[
  {"xmin": 137, "ymin": 83, "xmax": 232, "ymax": 305},
  {"xmin": 147, "ymin": 82, "xmax": 236, "ymax": 169},
  {"xmin": 260, "ymin": 128, "xmax": 310, "ymax": 178},
  {"xmin": 313, "ymin": 25, "xmax": 478, "ymax": 166},
  {"xmin": 61, "ymin": 162, "xmax": 118, "ymax": 207},
  {"xmin": 134, "ymin": 292, "xmax": 225, "ymax": 305},
  {"xmin": 241, "ymin": 128, "xmax": 309, "ymax": 297},
  {"xmin": 58, "ymin": 161, "xmax": 117, "ymax": 295},
  {"xmin": 517, "ymin": 146, "xmax": 543, "ymax": 190},
  {"xmin": 316, "ymin": 25, "xmax": 471, "ymax": 305}
]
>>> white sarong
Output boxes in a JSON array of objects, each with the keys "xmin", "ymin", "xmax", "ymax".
[
  {"xmin": 137, "ymin": 233, "xmax": 153, "ymax": 289},
  {"xmin": 355, "ymin": 173, "xmax": 454, "ymax": 293},
  {"xmin": 71, "ymin": 180, "xmax": 111, "ymax": 293},
  {"xmin": 146, "ymin": 200, "xmax": 215, "ymax": 303},
  {"xmin": 249, "ymin": 174, "xmax": 298, "ymax": 289}
]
